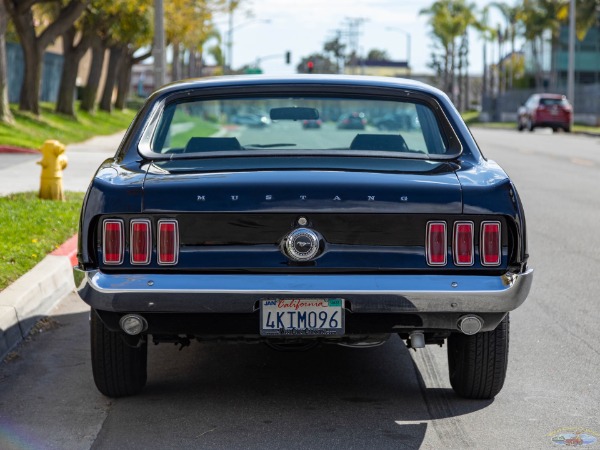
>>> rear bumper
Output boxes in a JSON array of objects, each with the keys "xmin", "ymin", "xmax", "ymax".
[{"xmin": 74, "ymin": 268, "xmax": 533, "ymax": 315}]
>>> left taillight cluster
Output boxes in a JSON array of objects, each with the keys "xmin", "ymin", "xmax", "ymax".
[{"xmin": 102, "ymin": 219, "xmax": 179, "ymax": 265}]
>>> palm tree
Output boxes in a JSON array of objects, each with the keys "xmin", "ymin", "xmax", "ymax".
[
  {"xmin": 420, "ymin": 0, "xmax": 480, "ymax": 108},
  {"xmin": 490, "ymin": 2, "xmax": 522, "ymax": 89}
]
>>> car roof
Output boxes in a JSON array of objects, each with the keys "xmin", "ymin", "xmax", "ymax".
[{"xmin": 152, "ymin": 74, "xmax": 447, "ymax": 99}]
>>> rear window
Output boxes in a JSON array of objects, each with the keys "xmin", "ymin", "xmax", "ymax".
[
  {"xmin": 539, "ymin": 97, "xmax": 569, "ymax": 107},
  {"xmin": 147, "ymin": 96, "xmax": 456, "ymax": 158}
]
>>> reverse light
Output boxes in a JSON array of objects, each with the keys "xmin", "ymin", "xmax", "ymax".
[
  {"xmin": 130, "ymin": 219, "xmax": 151, "ymax": 265},
  {"xmin": 481, "ymin": 221, "xmax": 501, "ymax": 266},
  {"xmin": 426, "ymin": 221, "xmax": 447, "ymax": 266},
  {"xmin": 158, "ymin": 219, "xmax": 179, "ymax": 265},
  {"xmin": 103, "ymin": 219, "xmax": 124, "ymax": 265},
  {"xmin": 453, "ymin": 221, "xmax": 474, "ymax": 266}
]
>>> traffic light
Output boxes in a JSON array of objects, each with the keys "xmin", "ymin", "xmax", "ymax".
[
  {"xmin": 285, "ymin": 51, "xmax": 291, "ymax": 64},
  {"xmin": 307, "ymin": 61, "xmax": 314, "ymax": 74}
]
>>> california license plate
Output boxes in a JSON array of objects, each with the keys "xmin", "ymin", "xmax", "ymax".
[{"xmin": 260, "ymin": 298, "xmax": 344, "ymax": 336}]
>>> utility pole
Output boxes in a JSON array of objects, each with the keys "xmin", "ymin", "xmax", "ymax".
[
  {"xmin": 342, "ymin": 18, "xmax": 367, "ymax": 75},
  {"xmin": 153, "ymin": 0, "xmax": 166, "ymax": 88},
  {"xmin": 567, "ymin": 0, "xmax": 576, "ymax": 117}
]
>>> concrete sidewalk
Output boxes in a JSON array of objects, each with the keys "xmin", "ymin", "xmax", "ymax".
[
  {"xmin": 1, "ymin": 131, "xmax": 126, "ymax": 360},
  {"xmin": 0, "ymin": 131, "xmax": 126, "ymax": 196}
]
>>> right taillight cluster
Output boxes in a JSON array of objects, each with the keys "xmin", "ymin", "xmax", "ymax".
[
  {"xmin": 426, "ymin": 221, "xmax": 501, "ymax": 267},
  {"xmin": 102, "ymin": 218, "xmax": 179, "ymax": 266}
]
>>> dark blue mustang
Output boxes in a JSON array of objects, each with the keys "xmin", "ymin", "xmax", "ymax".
[{"xmin": 75, "ymin": 75, "xmax": 533, "ymax": 399}]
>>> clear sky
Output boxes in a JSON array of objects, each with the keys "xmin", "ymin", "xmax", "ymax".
[{"xmin": 213, "ymin": 0, "xmax": 509, "ymax": 76}]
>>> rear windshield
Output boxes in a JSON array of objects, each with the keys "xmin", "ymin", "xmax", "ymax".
[
  {"xmin": 540, "ymin": 97, "xmax": 569, "ymax": 107},
  {"xmin": 147, "ymin": 96, "xmax": 455, "ymax": 158}
]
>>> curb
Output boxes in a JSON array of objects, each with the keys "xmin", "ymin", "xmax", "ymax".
[
  {"xmin": 0, "ymin": 145, "xmax": 39, "ymax": 154},
  {"xmin": 0, "ymin": 235, "xmax": 77, "ymax": 360}
]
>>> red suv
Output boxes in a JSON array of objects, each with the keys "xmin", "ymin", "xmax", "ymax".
[{"xmin": 517, "ymin": 94, "xmax": 572, "ymax": 132}]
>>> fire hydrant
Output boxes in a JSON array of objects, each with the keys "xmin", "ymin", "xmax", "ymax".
[{"xmin": 37, "ymin": 139, "xmax": 68, "ymax": 201}]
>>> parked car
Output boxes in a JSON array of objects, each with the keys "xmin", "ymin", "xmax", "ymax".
[
  {"xmin": 75, "ymin": 75, "xmax": 533, "ymax": 400},
  {"xmin": 302, "ymin": 119, "xmax": 322, "ymax": 129},
  {"xmin": 230, "ymin": 113, "xmax": 270, "ymax": 127},
  {"xmin": 517, "ymin": 93, "xmax": 572, "ymax": 132},
  {"xmin": 337, "ymin": 112, "xmax": 367, "ymax": 129},
  {"xmin": 372, "ymin": 111, "xmax": 419, "ymax": 131}
]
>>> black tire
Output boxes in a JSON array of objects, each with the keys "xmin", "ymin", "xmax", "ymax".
[
  {"xmin": 447, "ymin": 314, "xmax": 509, "ymax": 399},
  {"xmin": 90, "ymin": 310, "xmax": 148, "ymax": 398},
  {"xmin": 527, "ymin": 120, "xmax": 535, "ymax": 132},
  {"xmin": 517, "ymin": 122, "xmax": 524, "ymax": 132},
  {"xmin": 564, "ymin": 126, "xmax": 571, "ymax": 133}
]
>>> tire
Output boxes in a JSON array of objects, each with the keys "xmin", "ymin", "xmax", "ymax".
[
  {"xmin": 447, "ymin": 314, "xmax": 509, "ymax": 400},
  {"xmin": 552, "ymin": 127, "xmax": 558, "ymax": 133},
  {"xmin": 564, "ymin": 126, "xmax": 571, "ymax": 133},
  {"xmin": 527, "ymin": 120, "xmax": 535, "ymax": 132},
  {"xmin": 90, "ymin": 309, "xmax": 148, "ymax": 398}
]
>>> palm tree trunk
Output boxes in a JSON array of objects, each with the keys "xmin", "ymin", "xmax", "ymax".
[{"xmin": 0, "ymin": 0, "xmax": 14, "ymax": 124}]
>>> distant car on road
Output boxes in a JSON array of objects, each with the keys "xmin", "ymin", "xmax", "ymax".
[
  {"xmin": 337, "ymin": 112, "xmax": 366, "ymax": 129},
  {"xmin": 75, "ymin": 75, "xmax": 532, "ymax": 400},
  {"xmin": 231, "ymin": 113, "xmax": 270, "ymax": 127},
  {"xmin": 517, "ymin": 93, "xmax": 572, "ymax": 132},
  {"xmin": 372, "ymin": 111, "xmax": 418, "ymax": 131},
  {"xmin": 302, "ymin": 119, "xmax": 322, "ymax": 129}
]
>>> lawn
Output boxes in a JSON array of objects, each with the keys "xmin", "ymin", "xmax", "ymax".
[
  {"xmin": 0, "ymin": 192, "xmax": 84, "ymax": 291},
  {"xmin": 0, "ymin": 103, "xmax": 137, "ymax": 149}
]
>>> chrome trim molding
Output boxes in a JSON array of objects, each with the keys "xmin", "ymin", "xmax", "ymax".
[{"xmin": 74, "ymin": 268, "xmax": 533, "ymax": 315}]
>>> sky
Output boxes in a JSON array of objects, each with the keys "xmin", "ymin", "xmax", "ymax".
[{"xmin": 212, "ymin": 0, "xmax": 510, "ymax": 76}]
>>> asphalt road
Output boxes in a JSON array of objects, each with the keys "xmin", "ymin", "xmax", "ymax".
[{"xmin": 1, "ymin": 127, "xmax": 599, "ymax": 449}]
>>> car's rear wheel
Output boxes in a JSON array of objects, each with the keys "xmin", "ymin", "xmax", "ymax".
[
  {"xmin": 90, "ymin": 309, "xmax": 148, "ymax": 398},
  {"xmin": 564, "ymin": 125, "xmax": 571, "ymax": 133},
  {"xmin": 447, "ymin": 314, "xmax": 509, "ymax": 400}
]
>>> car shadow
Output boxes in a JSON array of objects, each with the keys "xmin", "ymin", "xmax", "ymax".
[{"xmin": 1, "ymin": 311, "xmax": 493, "ymax": 450}]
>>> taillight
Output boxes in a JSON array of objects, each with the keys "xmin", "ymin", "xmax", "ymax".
[
  {"xmin": 130, "ymin": 219, "xmax": 151, "ymax": 265},
  {"xmin": 481, "ymin": 221, "xmax": 501, "ymax": 266},
  {"xmin": 103, "ymin": 219, "xmax": 124, "ymax": 265},
  {"xmin": 426, "ymin": 221, "xmax": 447, "ymax": 266},
  {"xmin": 158, "ymin": 220, "xmax": 179, "ymax": 265},
  {"xmin": 453, "ymin": 222, "xmax": 474, "ymax": 266}
]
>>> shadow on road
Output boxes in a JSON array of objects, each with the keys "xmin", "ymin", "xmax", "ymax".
[{"xmin": 2, "ymin": 310, "xmax": 492, "ymax": 450}]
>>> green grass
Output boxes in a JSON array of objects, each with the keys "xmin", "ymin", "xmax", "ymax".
[
  {"xmin": 169, "ymin": 110, "xmax": 220, "ymax": 148},
  {"xmin": 0, "ymin": 103, "xmax": 137, "ymax": 149},
  {"xmin": 0, "ymin": 192, "xmax": 84, "ymax": 291}
]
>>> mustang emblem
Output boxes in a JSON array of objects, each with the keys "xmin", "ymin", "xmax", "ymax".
[{"xmin": 283, "ymin": 228, "xmax": 320, "ymax": 262}]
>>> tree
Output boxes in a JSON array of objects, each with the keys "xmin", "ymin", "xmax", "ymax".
[
  {"xmin": 98, "ymin": 0, "xmax": 152, "ymax": 112},
  {"xmin": 324, "ymin": 34, "xmax": 345, "ymax": 73},
  {"xmin": 55, "ymin": 22, "xmax": 93, "ymax": 115},
  {"xmin": 0, "ymin": 0, "xmax": 14, "ymax": 124},
  {"xmin": 420, "ymin": 0, "xmax": 480, "ymax": 106},
  {"xmin": 366, "ymin": 48, "xmax": 390, "ymax": 61},
  {"xmin": 4, "ymin": 0, "xmax": 86, "ymax": 115},
  {"xmin": 296, "ymin": 53, "xmax": 337, "ymax": 74}
]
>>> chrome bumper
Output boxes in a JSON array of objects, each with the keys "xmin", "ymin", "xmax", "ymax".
[{"xmin": 74, "ymin": 268, "xmax": 533, "ymax": 314}]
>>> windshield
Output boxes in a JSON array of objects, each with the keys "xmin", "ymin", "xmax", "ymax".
[{"xmin": 148, "ymin": 96, "xmax": 454, "ymax": 158}]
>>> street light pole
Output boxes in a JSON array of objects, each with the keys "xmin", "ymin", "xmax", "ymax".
[
  {"xmin": 386, "ymin": 27, "xmax": 411, "ymax": 75},
  {"xmin": 567, "ymin": 0, "xmax": 576, "ymax": 117},
  {"xmin": 153, "ymin": 0, "xmax": 166, "ymax": 88}
]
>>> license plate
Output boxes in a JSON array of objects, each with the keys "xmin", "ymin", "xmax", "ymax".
[{"xmin": 260, "ymin": 298, "xmax": 344, "ymax": 336}]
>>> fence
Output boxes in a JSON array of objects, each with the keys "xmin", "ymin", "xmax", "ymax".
[
  {"xmin": 482, "ymin": 85, "xmax": 600, "ymax": 126},
  {"xmin": 6, "ymin": 42, "xmax": 64, "ymax": 104}
]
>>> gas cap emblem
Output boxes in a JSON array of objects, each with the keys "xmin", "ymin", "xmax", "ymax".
[{"xmin": 283, "ymin": 228, "xmax": 320, "ymax": 262}]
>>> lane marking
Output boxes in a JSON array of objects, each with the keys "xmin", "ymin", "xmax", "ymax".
[{"xmin": 571, "ymin": 158, "xmax": 595, "ymax": 167}]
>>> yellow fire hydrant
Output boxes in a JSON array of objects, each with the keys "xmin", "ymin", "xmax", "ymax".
[{"xmin": 37, "ymin": 139, "xmax": 68, "ymax": 201}]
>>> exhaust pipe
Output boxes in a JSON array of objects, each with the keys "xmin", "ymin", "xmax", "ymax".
[
  {"xmin": 119, "ymin": 314, "xmax": 148, "ymax": 335},
  {"xmin": 458, "ymin": 315, "xmax": 483, "ymax": 335},
  {"xmin": 409, "ymin": 331, "xmax": 425, "ymax": 349}
]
